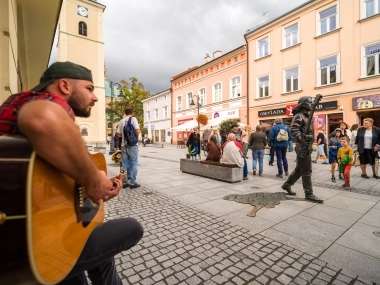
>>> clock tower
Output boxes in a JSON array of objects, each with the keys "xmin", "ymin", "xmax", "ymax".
[{"xmin": 57, "ymin": 0, "xmax": 106, "ymax": 144}]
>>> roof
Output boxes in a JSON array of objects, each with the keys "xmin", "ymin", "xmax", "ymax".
[
  {"xmin": 171, "ymin": 66, "xmax": 199, "ymax": 81},
  {"xmin": 245, "ymin": 0, "xmax": 315, "ymax": 36}
]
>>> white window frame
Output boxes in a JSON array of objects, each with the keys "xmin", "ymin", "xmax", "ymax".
[
  {"xmin": 316, "ymin": 3, "xmax": 339, "ymax": 36},
  {"xmin": 283, "ymin": 66, "xmax": 300, "ymax": 93},
  {"xmin": 198, "ymin": 87, "xmax": 206, "ymax": 106},
  {"xmin": 230, "ymin": 76, "xmax": 241, "ymax": 98},
  {"xmin": 146, "ymin": 111, "xmax": 150, "ymax": 121},
  {"xmin": 213, "ymin": 83, "xmax": 222, "ymax": 103},
  {"xmin": 154, "ymin": 109, "xmax": 158, "ymax": 120},
  {"xmin": 361, "ymin": 42, "xmax": 380, "ymax": 77},
  {"xmin": 176, "ymin": 96, "xmax": 182, "ymax": 111},
  {"xmin": 361, "ymin": 0, "xmax": 380, "ymax": 19},
  {"xmin": 256, "ymin": 36, "xmax": 270, "ymax": 59},
  {"xmin": 316, "ymin": 54, "xmax": 340, "ymax": 87},
  {"xmin": 256, "ymin": 75, "xmax": 270, "ymax": 98},
  {"xmin": 186, "ymin": 92, "xmax": 193, "ymax": 109},
  {"xmin": 282, "ymin": 22, "xmax": 299, "ymax": 49},
  {"xmin": 163, "ymin": 106, "xmax": 168, "ymax": 119}
]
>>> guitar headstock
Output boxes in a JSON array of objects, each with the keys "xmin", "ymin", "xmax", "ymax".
[{"xmin": 314, "ymin": 94, "xmax": 323, "ymax": 105}]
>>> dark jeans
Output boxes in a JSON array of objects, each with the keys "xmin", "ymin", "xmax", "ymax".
[
  {"xmin": 58, "ymin": 218, "xmax": 143, "ymax": 285},
  {"xmin": 284, "ymin": 153, "xmax": 313, "ymax": 193},
  {"xmin": 275, "ymin": 146, "xmax": 288, "ymax": 174},
  {"xmin": 269, "ymin": 146, "xmax": 275, "ymax": 164},
  {"xmin": 243, "ymin": 158, "xmax": 248, "ymax": 177}
]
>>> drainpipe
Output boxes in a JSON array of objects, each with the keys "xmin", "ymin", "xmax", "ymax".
[{"xmin": 244, "ymin": 36, "xmax": 249, "ymax": 125}]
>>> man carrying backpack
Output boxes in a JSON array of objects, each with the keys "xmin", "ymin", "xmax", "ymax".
[
  {"xmin": 269, "ymin": 118, "xmax": 292, "ymax": 178},
  {"xmin": 116, "ymin": 107, "xmax": 141, "ymax": 189}
]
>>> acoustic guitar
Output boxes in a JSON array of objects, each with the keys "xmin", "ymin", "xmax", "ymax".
[{"xmin": 0, "ymin": 136, "xmax": 105, "ymax": 284}]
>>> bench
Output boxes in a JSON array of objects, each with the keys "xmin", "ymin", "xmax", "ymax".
[
  {"xmin": 143, "ymin": 143, "xmax": 164, "ymax": 148},
  {"xmin": 180, "ymin": 159, "xmax": 243, "ymax": 183}
]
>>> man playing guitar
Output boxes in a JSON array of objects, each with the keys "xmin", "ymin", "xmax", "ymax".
[{"xmin": 0, "ymin": 61, "xmax": 143, "ymax": 284}]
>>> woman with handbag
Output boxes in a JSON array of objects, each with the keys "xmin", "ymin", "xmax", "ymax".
[{"xmin": 354, "ymin": 118, "xmax": 380, "ymax": 179}]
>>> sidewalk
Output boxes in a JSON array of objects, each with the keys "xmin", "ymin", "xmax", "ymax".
[{"xmin": 103, "ymin": 144, "xmax": 380, "ymax": 284}]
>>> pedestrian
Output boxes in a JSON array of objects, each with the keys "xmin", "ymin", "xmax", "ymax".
[
  {"xmin": 241, "ymin": 125, "xmax": 250, "ymax": 158},
  {"xmin": 205, "ymin": 134, "xmax": 222, "ymax": 162},
  {"xmin": 281, "ymin": 96, "xmax": 323, "ymax": 202},
  {"xmin": 107, "ymin": 134, "xmax": 112, "ymax": 145},
  {"xmin": 337, "ymin": 136, "xmax": 354, "ymax": 189},
  {"xmin": 340, "ymin": 121, "xmax": 351, "ymax": 138},
  {"xmin": 0, "ymin": 61, "xmax": 143, "ymax": 284},
  {"xmin": 312, "ymin": 127, "xmax": 328, "ymax": 164},
  {"xmin": 354, "ymin": 118, "xmax": 380, "ymax": 179},
  {"xmin": 328, "ymin": 128, "xmax": 343, "ymax": 182},
  {"xmin": 202, "ymin": 128, "xmax": 210, "ymax": 150},
  {"xmin": 186, "ymin": 126, "xmax": 201, "ymax": 160},
  {"xmin": 269, "ymin": 118, "xmax": 292, "ymax": 178},
  {"xmin": 249, "ymin": 125, "xmax": 267, "ymax": 176},
  {"xmin": 350, "ymin": 124, "xmax": 359, "ymax": 147},
  {"xmin": 268, "ymin": 123, "xmax": 276, "ymax": 166},
  {"xmin": 212, "ymin": 128, "xmax": 221, "ymax": 147},
  {"xmin": 227, "ymin": 123, "xmax": 242, "ymax": 142},
  {"xmin": 220, "ymin": 133, "xmax": 248, "ymax": 180},
  {"xmin": 116, "ymin": 107, "xmax": 141, "ymax": 189}
]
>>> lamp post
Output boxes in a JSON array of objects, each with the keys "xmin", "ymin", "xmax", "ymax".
[
  {"xmin": 109, "ymin": 81, "xmax": 123, "ymax": 155},
  {"xmin": 189, "ymin": 95, "xmax": 202, "ymax": 158}
]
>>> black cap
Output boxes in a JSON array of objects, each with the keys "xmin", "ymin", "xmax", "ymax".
[{"xmin": 31, "ymin": 61, "xmax": 93, "ymax": 92}]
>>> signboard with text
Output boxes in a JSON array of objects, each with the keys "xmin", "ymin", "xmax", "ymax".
[
  {"xmin": 259, "ymin": 101, "xmax": 338, "ymax": 117},
  {"xmin": 213, "ymin": 108, "xmax": 239, "ymax": 119}
]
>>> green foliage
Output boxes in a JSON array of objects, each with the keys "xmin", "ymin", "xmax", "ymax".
[
  {"xmin": 219, "ymin": 118, "xmax": 240, "ymax": 135},
  {"xmin": 187, "ymin": 144, "xmax": 196, "ymax": 155},
  {"xmin": 106, "ymin": 77, "xmax": 151, "ymax": 128}
]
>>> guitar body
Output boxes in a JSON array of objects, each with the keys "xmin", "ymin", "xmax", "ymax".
[{"xmin": 0, "ymin": 136, "xmax": 105, "ymax": 284}]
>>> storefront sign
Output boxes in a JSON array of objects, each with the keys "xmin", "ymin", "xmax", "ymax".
[
  {"xmin": 352, "ymin": 95, "xmax": 380, "ymax": 110},
  {"xmin": 285, "ymin": 104, "xmax": 298, "ymax": 116},
  {"xmin": 315, "ymin": 101, "xmax": 338, "ymax": 110},
  {"xmin": 213, "ymin": 108, "xmax": 239, "ymax": 119},
  {"xmin": 258, "ymin": 108, "xmax": 286, "ymax": 117}
]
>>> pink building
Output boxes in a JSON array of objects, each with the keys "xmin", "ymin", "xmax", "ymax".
[
  {"xmin": 245, "ymin": 0, "xmax": 380, "ymax": 135},
  {"xmin": 171, "ymin": 46, "xmax": 247, "ymax": 144}
]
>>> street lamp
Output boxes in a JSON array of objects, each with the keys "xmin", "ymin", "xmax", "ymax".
[
  {"xmin": 189, "ymin": 95, "xmax": 202, "ymax": 131},
  {"xmin": 109, "ymin": 81, "xmax": 123, "ymax": 155}
]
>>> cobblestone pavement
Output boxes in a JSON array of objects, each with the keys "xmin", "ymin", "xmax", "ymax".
[{"xmin": 105, "ymin": 185, "xmax": 378, "ymax": 285}]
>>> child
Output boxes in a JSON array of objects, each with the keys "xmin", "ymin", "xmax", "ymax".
[
  {"xmin": 328, "ymin": 128, "xmax": 342, "ymax": 182},
  {"xmin": 337, "ymin": 136, "xmax": 354, "ymax": 189}
]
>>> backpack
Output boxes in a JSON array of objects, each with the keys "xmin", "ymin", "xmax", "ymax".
[
  {"xmin": 123, "ymin": 117, "xmax": 138, "ymax": 146},
  {"xmin": 276, "ymin": 127, "xmax": 289, "ymax": 142}
]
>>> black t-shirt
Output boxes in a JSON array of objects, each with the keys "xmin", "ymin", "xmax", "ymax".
[{"xmin": 316, "ymin": 133, "xmax": 325, "ymax": 145}]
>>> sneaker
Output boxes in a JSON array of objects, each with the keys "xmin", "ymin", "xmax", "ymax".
[
  {"xmin": 331, "ymin": 176, "xmax": 336, "ymax": 182},
  {"xmin": 312, "ymin": 160, "xmax": 317, "ymax": 163},
  {"xmin": 269, "ymin": 163, "xmax": 273, "ymax": 166},
  {"xmin": 252, "ymin": 169, "xmax": 256, "ymax": 175},
  {"xmin": 322, "ymin": 162, "xmax": 329, "ymax": 164},
  {"xmin": 373, "ymin": 175, "xmax": 380, "ymax": 179},
  {"xmin": 130, "ymin": 183, "xmax": 141, "ymax": 189},
  {"xmin": 243, "ymin": 176, "xmax": 249, "ymax": 180},
  {"xmin": 276, "ymin": 174, "xmax": 283, "ymax": 178},
  {"xmin": 285, "ymin": 172, "xmax": 289, "ymax": 176},
  {"xmin": 338, "ymin": 174, "xmax": 344, "ymax": 180},
  {"xmin": 259, "ymin": 173, "xmax": 263, "ymax": 176},
  {"xmin": 122, "ymin": 182, "xmax": 130, "ymax": 188},
  {"xmin": 361, "ymin": 174, "xmax": 369, "ymax": 179}
]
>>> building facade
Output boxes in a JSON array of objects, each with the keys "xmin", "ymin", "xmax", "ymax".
[
  {"xmin": 57, "ymin": 0, "xmax": 106, "ymax": 143},
  {"xmin": 142, "ymin": 89, "xmax": 172, "ymax": 143},
  {"xmin": 0, "ymin": 0, "xmax": 61, "ymax": 103},
  {"xmin": 171, "ymin": 46, "xmax": 248, "ymax": 144},
  {"xmin": 245, "ymin": 0, "xmax": 380, "ymax": 137}
]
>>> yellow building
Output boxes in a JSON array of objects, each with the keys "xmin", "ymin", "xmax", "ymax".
[
  {"xmin": 0, "ymin": 0, "xmax": 62, "ymax": 103},
  {"xmin": 245, "ymin": 0, "xmax": 380, "ymax": 134},
  {"xmin": 57, "ymin": 0, "xmax": 106, "ymax": 143}
]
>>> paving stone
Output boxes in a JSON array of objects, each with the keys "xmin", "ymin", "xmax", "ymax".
[
  {"xmin": 128, "ymin": 274, "xmax": 141, "ymax": 283},
  {"xmin": 183, "ymin": 268, "xmax": 194, "ymax": 278},
  {"xmin": 304, "ymin": 267, "xmax": 318, "ymax": 276},
  {"xmin": 277, "ymin": 273, "xmax": 292, "ymax": 284},
  {"xmin": 318, "ymin": 272, "xmax": 333, "ymax": 282},
  {"xmin": 293, "ymin": 277, "xmax": 308, "ymax": 285},
  {"xmin": 207, "ymin": 266, "xmax": 220, "ymax": 275},
  {"xmin": 264, "ymin": 269, "xmax": 278, "ymax": 279},
  {"xmin": 186, "ymin": 275, "xmax": 203, "ymax": 285},
  {"xmin": 198, "ymin": 270, "xmax": 212, "ymax": 281},
  {"xmin": 246, "ymin": 265, "xmax": 264, "ymax": 276},
  {"xmin": 175, "ymin": 272, "xmax": 187, "ymax": 281},
  {"xmin": 231, "ymin": 276, "xmax": 246, "ymax": 285},
  {"xmin": 312, "ymin": 278, "xmax": 329, "ymax": 285},
  {"xmin": 211, "ymin": 274, "xmax": 229, "ymax": 284},
  {"xmin": 239, "ymin": 272, "xmax": 254, "ymax": 281},
  {"xmin": 337, "ymin": 273, "xmax": 354, "ymax": 283},
  {"xmin": 139, "ymin": 269, "xmax": 153, "ymax": 278},
  {"xmin": 284, "ymin": 267, "xmax": 299, "ymax": 277},
  {"xmin": 139, "ymin": 277, "xmax": 155, "ymax": 285},
  {"xmin": 298, "ymin": 272, "xmax": 313, "ymax": 282}
]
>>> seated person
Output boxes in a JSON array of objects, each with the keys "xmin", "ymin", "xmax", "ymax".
[
  {"xmin": 220, "ymin": 133, "xmax": 249, "ymax": 180},
  {"xmin": 205, "ymin": 134, "xmax": 222, "ymax": 162},
  {"xmin": 143, "ymin": 137, "xmax": 151, "ymax": 146}
]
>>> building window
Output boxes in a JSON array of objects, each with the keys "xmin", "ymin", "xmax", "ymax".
[
  {"xmin": 257, "ymin": 75, "xmax": 269, "ymax": 98},
  {"xmin": 318, "ymin": 55, "xmax": 339, "ymax": 86},
  {"xmin": 231, "ymin": 77, "xmax": 241, "ymax": 98},
  {"xmin": 318, "ymin": 5, "xmax": 337, "ymax": 35},
  {"xmin": 363, "ymin": 42, "xmax": 380, "ymax": 76},
  {"xmin": 146, "ymin": 111, "xmax": 150, "ymax": 121},
  {"xmin": 257, "ymin": 37, "xmax": 269, "ymax": 58},
  {"xmin": 199, "ymin": 88, "xmax": 206, "ymax": 105},
  {"xmin": 155, "ymin": 99, "xmax": 158, "ymax": 105},
  {"xmin": 81, "ymin": 127, "xmax": 88, "ymax": 136},
  {"xmin": 364, "ymin": 0, "xmax": 380, "ymax": 18},
  {"xmin": 284, "ymin": 67, "xmax": 299, "ymax": 93},
  {"xmin": 176, "ymin": 96, "xmax": 182, "ymax": 111},
  {"xmin": 154, "ymin": 109, "xmax": 158, "ymax": 120},
  {"xmin": 234, "ymin": 56, "xmax": 238, "ymax": 62},
  {"xmin": 213, "ymin": 83, "xmax": 222, "ymax": 102},
  {"xmin": 284, "ymin": 23, "xmax": 298, "ymax": 48},
  {"xmin": 79, "ymin": 21, "xmax": 87, "ymax": 36},
  {"xmin": 163, "ymin": 106, "xmax": 168, "ymax": 119},
  {"xmin": 107, "ymin": 122, "xmax": 112, "ymax": 129},
  {"xmin": 186, "ymin": 92, "xmax": 193, "ymax": 109}
]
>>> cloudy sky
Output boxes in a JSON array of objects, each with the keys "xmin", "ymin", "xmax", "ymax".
[{"xmin": 52, "ymin": 0, "xmax": 310, "ymax": 94}]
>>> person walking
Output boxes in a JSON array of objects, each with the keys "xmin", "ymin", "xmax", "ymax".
[
  {"xmin": 337, "ymin": 136, "xmax": 354, "ymax": 189},
  {"xmin": 354, "ymin": 118, "xmax": 380, "ymax": 179},
  {"xmin": 328, "ymin": 128, "xmax": 343, "ymax": 182},
  {"xmin": 249, "ymin": 125, "xmax": 267, "ymax": 176},
  {"xmin": 269, "ymin": 118, "xmax": 292, "ymax": 178},
  {"xmin": 312, "ymin": 127, "xmax": 328, "ymax": 164},
  {"xmin": 116, "ymin": 107, "xmax": 141, "ymax": 189},
  {"xmin": 268, "ymin": 123, "xmax": 276, "ymax": 166},
  {"xmin": 186, "ymin": 126, "xmax": 201, "ymax": 160},
  {"xmin": 241, "ymin": 126, "xmax": 250, "ymax": 158}
]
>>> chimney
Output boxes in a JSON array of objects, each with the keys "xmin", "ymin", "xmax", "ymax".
[
  {"xmin": 204, "ymin": 53, "xmax": 210, "ymax": 63},
  {"xmin": 213, "ymin": 50, "xmax": 222, "ymax": 59}
]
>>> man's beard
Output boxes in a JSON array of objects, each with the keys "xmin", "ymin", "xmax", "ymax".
[{"xmin": 68, "ymin": 89, "xmax": 92, "ymax": 118}]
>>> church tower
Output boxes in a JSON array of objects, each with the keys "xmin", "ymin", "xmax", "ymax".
[{"xmin": 57, "ymin": 0, "xmax": 106, "ymax": 143}]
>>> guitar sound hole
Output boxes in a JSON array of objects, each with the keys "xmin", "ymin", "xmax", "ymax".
[{"xmin": 81, "ymin": 198, "xmax": 99, "ymax": 228}]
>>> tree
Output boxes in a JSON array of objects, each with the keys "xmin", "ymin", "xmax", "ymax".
[
  {"xmin": 106, "ymin": 77, "xmax": 151, "ymax": 129},
  {"xmin": 219, "ymin": 118, "xmax": 241, "ymax": 135}
]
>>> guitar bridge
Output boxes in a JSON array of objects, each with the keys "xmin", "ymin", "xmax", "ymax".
[{"xmin": 74, "ymin": 184, "xmax": 84, "ymax": 223}]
